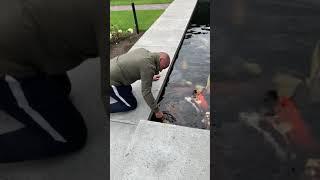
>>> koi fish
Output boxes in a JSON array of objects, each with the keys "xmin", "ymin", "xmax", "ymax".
[
  {"xmin": 196, "ymin": 92, "xmax": 209, "ymax": 111},
  {"xmin": 171, "ymin": 83, "xmax": 209, "ymax": 111},
  {"xmin": 184, "ymin": 97, "xmax": 200, "ymax": 113},
  {"xmin": 274, "ymin": 96, "xmax": 320, "ymax": 153}
]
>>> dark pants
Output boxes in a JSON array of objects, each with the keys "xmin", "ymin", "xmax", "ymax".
[
  {"xmin": 110, "ymin": 85, "xmax": 137, "ymax": 113},
  {"xmin": 0, "ymin": 74, "xmax": 87, "ymax": 163}
]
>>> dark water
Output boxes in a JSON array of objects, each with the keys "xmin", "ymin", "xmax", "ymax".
[
  {"xmin": 214, "ymin": 0, "xmax": 320, "ymax": 179},
  {"xmin": 151, "ymin": 2, "xmax": 210, "ymax": 130}
]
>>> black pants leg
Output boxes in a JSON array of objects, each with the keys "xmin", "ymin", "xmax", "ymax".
[
  {"xmin": 0, "ymin": 74, "xmax": 87, "ymax": 163},
  {"xmin": 110, "ymin": 85, "xmax": 137, "ymax": 113}
]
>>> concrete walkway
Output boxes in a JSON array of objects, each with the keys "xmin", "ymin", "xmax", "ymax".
[
  {"xmin": 119, "ymin": 120, "xmax": 210, "ymax": 179},
  {"xmin": 110, "ymin": 3, "xmax": 170, "ymax": 11}
]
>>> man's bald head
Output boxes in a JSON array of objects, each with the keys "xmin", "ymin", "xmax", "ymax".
[{"xmin": 159, "ymin": 52, "xmax": 170, "ymax": 71}]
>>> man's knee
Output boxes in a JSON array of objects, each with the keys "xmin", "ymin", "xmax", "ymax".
[
  {"xmin": 64, "ymin": 123, "xmax": 87, "ymax": 152},
  {"xmin": 129, "ymin": 98, "xmax": 137, "ymax": 110}
]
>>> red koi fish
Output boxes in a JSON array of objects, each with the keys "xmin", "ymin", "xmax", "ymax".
[
  {"xmin": 275, "ymin": 96, "xmax": 319, "ymax": 153},
  {"xmin": 196, "ymin": 92, "xmax": 209, "ymax": 111}
]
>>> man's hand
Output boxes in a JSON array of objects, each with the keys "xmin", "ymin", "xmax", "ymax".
[
  {"xmin": 153, "ymin": 74, "xmax": 161, "ymax": 81},
  {"xmin": 155, "ymin": 111, "xmax": 164, "ymax": 119}
]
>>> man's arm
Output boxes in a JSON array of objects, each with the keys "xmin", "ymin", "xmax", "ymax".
[{"xmin": 140, "ymin": 65, "xmax": 159, "ymax": 113}]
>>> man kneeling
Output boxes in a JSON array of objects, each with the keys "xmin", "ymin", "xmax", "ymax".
[{"xmin": 110, "ymin": 48, "xmax": 170, "ymax": 119}]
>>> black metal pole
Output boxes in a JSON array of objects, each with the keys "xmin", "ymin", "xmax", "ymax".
[{"xmin": 131, "ymin": 2, "xmax": 140, "ymax": 34}]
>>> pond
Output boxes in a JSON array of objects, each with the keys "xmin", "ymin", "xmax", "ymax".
[
  {"xmin": 150, "ymin": 1, "xmax": 210, "ymax": 130},
  {"xmin": 213, "ymin": 0, "xmax": 320, "ymax": 179}
]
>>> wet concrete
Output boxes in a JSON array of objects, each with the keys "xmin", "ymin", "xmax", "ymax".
[{"xmin": 214, "ymin": 0, "xmax": 320, "ymax": 179}]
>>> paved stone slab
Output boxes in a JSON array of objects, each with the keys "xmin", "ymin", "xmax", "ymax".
[
  {"xmin": 160, "ymin": 10, "xmax": 195, "ymax": 20},
  {"xmin": 148, "ymin": 18, "xmax": 190, "ymax": 31},
  {"xmin": 130, "ymin": 45, "xmax": 176, "ymax": 57},
  {"xmin": 110, "ymin": 3, "xmax": 170, "ymax": 11},
  {"xmin": 119, "ymin": 120, "xmax": 210, "ymax": 180},
  {"xmin": 161, "ymin": 0, "xmax": 197, "ymax": 20},
  {"xmin": 0, "ymin": 59, "xmax": 107, "ymax": 180},
  {"xmin": 110, "ymin": 121, "xmax": 137, "ymax": 179},
  {"xmin": 134, "ymin": 29, "xmax": 184, "ymax": 48}
]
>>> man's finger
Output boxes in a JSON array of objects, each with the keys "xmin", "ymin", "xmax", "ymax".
[{"xmin": 153, "ymin": 75, "xmax": 161, "ymax": 81}]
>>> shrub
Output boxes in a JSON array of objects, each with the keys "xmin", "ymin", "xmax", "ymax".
[{"xmin": 110, "ymin": 24, "xmax": 134, "ymax": 44}]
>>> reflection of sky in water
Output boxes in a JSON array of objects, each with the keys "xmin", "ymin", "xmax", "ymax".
[{"xmin": 158, "ymin": 24, "xmax": 210, "ymax": 129}]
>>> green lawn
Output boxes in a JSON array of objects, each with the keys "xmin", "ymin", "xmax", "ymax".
[
  {"xmin": 110, "ymin": 0, "xmax": 173, "ymax": 6},
  {"xmin": 111, "ymin": 10, "xmax": 164, "ymax": 31}
]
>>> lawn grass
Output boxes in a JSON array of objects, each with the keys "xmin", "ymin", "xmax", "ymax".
[
  {"xmin": 110, "ymin": 0, "xmax": 173, "ymax": 6},
  {"xmin": 111, "ymin": 10, "xmax": 164, "ymax": 31}
]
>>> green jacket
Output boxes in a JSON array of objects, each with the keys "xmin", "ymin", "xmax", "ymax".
[{"xmin": 110, "ymin": 48, "xmax": 160, "ymax": 112}]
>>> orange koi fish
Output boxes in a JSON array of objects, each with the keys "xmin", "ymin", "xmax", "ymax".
[
  {"xmin": 275, "ymin": 96, "xmax": 319, "ymax": 153},
  {"xmin": 196, "ymin": 92, "xmax": 209, "ymax": 111}
]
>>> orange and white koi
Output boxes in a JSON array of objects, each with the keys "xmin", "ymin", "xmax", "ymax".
[{"xmin": 274, "ymin": 96, "xmax": 320, "ymax": 153}]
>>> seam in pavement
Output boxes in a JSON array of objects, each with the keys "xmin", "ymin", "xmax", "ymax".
[{"xmin": 111, "ymin": 119, "xmax": 139, "ymax": 126}]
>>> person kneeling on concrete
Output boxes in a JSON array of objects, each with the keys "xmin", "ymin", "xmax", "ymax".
[
  {"xmin": 0, "ymin": 0, "xmax": 106, "ymax": 163},
  {"xmin": 110, "ymin": 48, "xmax": 170, "ymax": 119}
]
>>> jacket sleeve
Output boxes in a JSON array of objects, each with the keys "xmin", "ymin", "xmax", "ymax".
[{"xmin": 140, "ymin": 64, "xmax": 159, "ymax": 112}]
